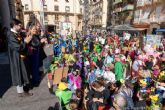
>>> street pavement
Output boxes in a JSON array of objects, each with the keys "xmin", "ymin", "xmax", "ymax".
[{"xmin": 0, "ymin": 52, "xmax": 60, "ymax": 110}]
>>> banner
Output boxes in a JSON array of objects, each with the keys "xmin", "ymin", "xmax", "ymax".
[{"xmin": 146, "ymin": 35, "xmax": 162, "ymax": 49}]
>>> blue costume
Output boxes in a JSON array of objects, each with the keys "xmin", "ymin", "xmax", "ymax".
[{"xmin": 53, "ymin": 43, "xmax": 60, "ymax": 57}]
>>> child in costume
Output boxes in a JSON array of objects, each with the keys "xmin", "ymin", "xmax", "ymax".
[
  {"xmin": 67, "ymin": 37, "xmax": 73, "ymax": 54},
  {"xmin": 149, "ymin": 94, "xmax": 160, "ymax": 110},
  {"xmin": 55, "ymin": 77, "xmax": 73, "ymax": 110},
  {"xmin": 53, "ymin": 41, "xmax": 60, "ymax": 57},
  {"xmin": 114, "ymin": 55, "xmax": 124, "ymax": 81},
  {"xmin": 94, "ymin": 42, "xmax": 102, "ymax": 53},
  {"xmin": 153, "ymin": 65, "xmax": 160, "ymax": 78},
  {"xmin": 68, "ymin": 70, "xmax": 82, "ymax": 93}
]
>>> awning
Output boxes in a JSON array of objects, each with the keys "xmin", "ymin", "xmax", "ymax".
[
  {"xmin": 134, "ymin": 28, "xmax": 148, "ymax": 31},
  {"xmin": 112, "ymin": 25, "xmax": 140, "ymax": 31},
  {"xmin": 156, "ymin": 29, "xmax": 165, "ymax": 32}
]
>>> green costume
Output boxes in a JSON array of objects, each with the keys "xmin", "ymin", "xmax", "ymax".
[
  {"xmin": 55, "ymin": 89, "xmax": 72, "ymax": 110},
  {"xmin": 95, "ymin": 43, "xmax": 102, "ymax": 53},
  {"xmin": 115, "ymin": 61, "xmax": 124, "ymax": 81},
  {"xmin": 90, "ymin": 54, "xmax": 98, "ymax": 62}
]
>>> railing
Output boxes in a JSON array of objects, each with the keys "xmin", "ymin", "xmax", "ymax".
[
  {"xmin": 136, "ymin": 0, "xmax": 145, "ymax": 7},
  {"xmin": 134, "ymin": 18, "xmax": 140, "ymax": 23},
  {"xmin": 122, "ymin": 4, "xmax": 134, "ymax": 11},
  {"xmin": 113, "ymin": 0, "xmax": 123, "ymax": 5},
  {"xmin": 159, "ymin": 14, "xmax": 165, "ymax": 22},
  {"xmin": 113, "ymin": 7, "xmax": 122, "ymax": 13},
  {"xmin": 149, "ymin": 13, "xmax": 165, "ymax": 23},
  {"xmin": 144, "ymin": 0, "xmax": 152, "ymax": 5},
  {"xmin": 153, "ymin": 0, "xmax": 162, "ymax": 3},
  {"xmin": 140, "ymin": 18, "xmax": 150, "ymax": 23}
]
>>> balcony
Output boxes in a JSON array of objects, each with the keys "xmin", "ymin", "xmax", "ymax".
[
  {"xmin": 113, "ymin": 7, "xmax": 122, "ymax": 13},
  {"xmin": 113, "ymin": 0, "xmax": 122, "ymax": 5},
  {"xmin": 144, "ymin": 0, "xmax": 152, "ymax": 5},
  {"xmin": 140, "ymin": 18, "xmax": 150, "ymax": 24},
  {"xmin": 150, "ymin": 16, "xmax": 158, "ymax": 23},
  {"xmin": 159, "ymin": 14, "xmax": 165, "ymax": 23},
  {"xmin": 122, "ymin": 4, "xmax": 134, "ymax": 11},
  {"xmin": 153, "ymin": 0, "xmax": 162, "ymax": 3},
  {"xmin": 134, "ymin": 18, "xmax": 140, "ymax": 23},
  {"xmin": 136, "ymin": 0, "xmax": 144, "ymax": 7}
]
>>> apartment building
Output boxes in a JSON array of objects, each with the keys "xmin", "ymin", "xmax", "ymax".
[
  {"xmin": 21, "ymin": 0, "xmax": 83, "ymax": 34},
  {"xmin": 110, "ymin": 0, "xmax": 135, "ymax": 26},
  {"xmin": 133, "ymin": 0, "xmax": 165, "ymax": 34},
  {"xmin": 15, "ymin": 0, "xmax": 24, "ymax": 23},
  {"xmin": 88, "ymin": 0, "xmax": 108, "ymax": 31},
  {"xmin": 0, "ymin": 0, "xmax": 24, "ymax": 28}
]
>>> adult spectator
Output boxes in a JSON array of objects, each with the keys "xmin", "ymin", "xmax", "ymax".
[{"xmin": 7, "ymin": 18, "xmax": 33, "ymax": 97}]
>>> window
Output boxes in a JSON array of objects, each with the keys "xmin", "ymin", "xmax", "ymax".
[
  {"xmin": 44, "ymin": 21, "xmax": 48, "ymax": 25},
  {"xmin": 65, "ymin": 15, "xmax": 69, "ymax": 22},
  {"xmin": 43, "ymin": 5, "xmax": 47, "ymax": 11},
  {"xmin": 54, "ymin": 5, "xmax": 59, "ymax": 11},
  {"xmin": 25, "ymin": 4, "xmax": 29, "ymax": 10},
  {"xmin": 44, "ymin": 14, "xmax": 48, "ymax": 21},
  {"xmin": 65, "ymin": 6, "xmax": 70, "ymax": 12},
  {"xmin": 55, "ymin": 14, "xmax": 59, "ymax": 21},
  {"xmin": 65, "ymin": 0, "xmax": 69, "ymax": 2}
]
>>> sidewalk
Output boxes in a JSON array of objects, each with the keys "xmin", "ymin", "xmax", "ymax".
[
  {"xmin": 0, "ymin": 75, "xmax": 60, "ymax": 110},
  {"xmin": 0, "ymin": 52, "xmax": 60, "ymax": 110}
]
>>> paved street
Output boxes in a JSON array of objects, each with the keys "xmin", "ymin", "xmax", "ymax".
[{"xmin": 0, "ymin": 52, "xmax": 59, "ymax": 110}]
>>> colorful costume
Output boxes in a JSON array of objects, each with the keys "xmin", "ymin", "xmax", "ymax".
[
  {"xmin": 115, "ymin": 61, "xmax": 124, "ymax": 81},
  {"xmin": 53, "ymin": 43, "xmax": 60, "ymax": 57},
  {"xmin": 68, "ymin": 73, "xmax": 82, "ymax": 92}
]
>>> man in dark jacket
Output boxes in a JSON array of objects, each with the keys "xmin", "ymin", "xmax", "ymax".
[{"xmin": 7, "ymin": 19, "xmax": 33, "ymax": 97}]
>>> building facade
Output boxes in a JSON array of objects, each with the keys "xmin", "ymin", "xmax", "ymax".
[
  {"xmin": 82, "ymin": 0, "xmax": 90, "ymax": 34},
  {"xmin": 88, "ymin": 0, "xmax": 108, "ymax": 31},
  {"xmin": 110, "ymin": 0, "xmax": 135, "ymax": 26},
  {"xmin": 0, "ymin": 0, "xmax": 24, "ymax": 28},
  {"xmin": 133, "ymin": 0, "xmax": 165, "ymax": 34},
  {"xmin": 21, "ymin": 0, "xmax": 83, "ymax": 34},
  {"xmin": 14, "ymin": 0, "xmax": 24, "ymax": 23}
]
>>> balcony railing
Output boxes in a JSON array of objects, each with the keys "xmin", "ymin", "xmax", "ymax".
[
  {"xmin": 134, "ymin": 18, "xmax": 140, "ymax": 23},
  {"xmin": 159, "ymin": 14, "xmax": 165, "ymax": 23},
  {"xmin": 144, "ymin": 0, "xmax": 152, "ymax": 5},
  {"xmin": 122, "ymin": 4, "xmax": 134, "ymax": 11},
  {"xmin": 153, "ymin": 0, "xmax": 162, "ymax": 3},
  {"xmin": 113, "ymin": 0, "xmax": 122, "ymax": 5},
  {"xmin": 136, "ymin": 0, "xmax": 144, "ymax": 7},
  {"xmin": 140, "ymin": 18, "xmax": 150, "ymax": 23},
  {"xmin": 150, "ymin": 14, "xmax": 165, "ymax": 23},
  {"xmin": 150, "ymin": 16, "xmax": 158, "ymax": 23},
  {"xmin": 113, "ymin": 7, "xmax": 122, "ymax": 13}
]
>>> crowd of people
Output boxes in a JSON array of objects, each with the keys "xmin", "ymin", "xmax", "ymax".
[
  {"xmin": 6, "ymin": 18, "xmax": 165, "ymax": 110},
  {"xmin": 47, "ymin": 29, "xmax": 165, "ymax": 110}
]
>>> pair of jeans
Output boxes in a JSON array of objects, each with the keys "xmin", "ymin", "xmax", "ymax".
[{"xmin": 30, "ymin": 49, "xmax": 40, "ymax": 84}]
